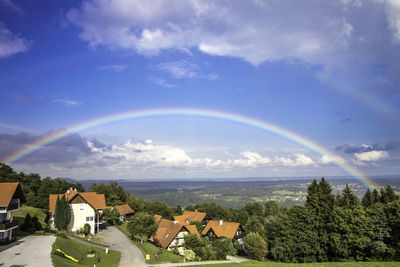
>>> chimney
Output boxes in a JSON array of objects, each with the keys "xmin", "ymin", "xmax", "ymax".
[
  {"xmin": 195, "ymin": 210, "xmax": 198, "ymax": 212},
  {"xmin": 219, "ymin": 220, "xmax": 223, "ymax": 226},
  {"xmin": 67, "ymin": 190, "xmax": 70, "ymax": 194},
  {"xmin": 173, "ymin": 220, "xmax": 178, "ymax": 224}
]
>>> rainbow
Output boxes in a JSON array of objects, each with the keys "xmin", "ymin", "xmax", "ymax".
[{"xmin": 2, "ymin": 108, "xmax": 377, "ymax": 189}]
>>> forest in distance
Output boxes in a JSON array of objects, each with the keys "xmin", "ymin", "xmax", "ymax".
[{"xmin": 69, "ymin": 176, "xmax": 400, "ymax": 208}]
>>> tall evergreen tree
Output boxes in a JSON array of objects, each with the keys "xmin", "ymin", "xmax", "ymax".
[
  {"xmin": 372, "ymin": 189, "xmax": 380, "ymax": 204},
  {"xmin": 362, "ymin": 188, "xmax": 374, "ymax": 208},
  {"xmin": 54, "ymin": 196, "xmax": 64, "ymax": 230},
  {"xmin": 62, "ymin": 195, "xmax": 71, "ymax": 229},
  {"xmin": 338, "ymin": 184, "xmax": 359, "ymax": 208},
  {"xmin": 381, "ymin": 186, "xmax": 399, "ymax": 204}
]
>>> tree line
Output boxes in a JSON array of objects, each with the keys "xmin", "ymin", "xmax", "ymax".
[{"xmin": 0, "ymin": 163, "xmax": 84, "ymax": 209}]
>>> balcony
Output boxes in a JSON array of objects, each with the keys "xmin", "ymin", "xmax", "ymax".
[{"xmin": 0, "ymin": 221, "xmax": 18, "ymax": 231}]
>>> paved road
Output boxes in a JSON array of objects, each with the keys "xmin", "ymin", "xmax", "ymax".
[
  {"xmin": 0, "ymin": 235, "xmax": 55, "ymax": 267},
  {"xmin": 98, "ymin": 225, "xmax": 146, "ymax": 267},
  {"xmin": 151, "ymin": 256, "xmax": 248, "ymax": 267}
]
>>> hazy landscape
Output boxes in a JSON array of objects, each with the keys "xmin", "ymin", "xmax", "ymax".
[{"xmin": 69, "ymin": 176, "xmax": 400, "ymax": 208}]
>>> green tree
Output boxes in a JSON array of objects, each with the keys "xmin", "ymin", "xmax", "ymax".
[
  {"xmin": 21, "ymin": 213, "xmax": 34, "ymax": 232},
  {"xmin": 264, "ymin": 201, "xmax": 280, "ymax": 217},
  {"xmin": 127, "ymin": 212, "xmax": 158, "ymax": 243},
  {"xmin": 184, "ymin": 233, "xmax": 205, "ymax": 258},
  {"xmin": 362, "ymin": 188, "xmax": 374, "ymax": 208},
  {"xmin": 381, "ymin": 185, "xmax": 399, "ymax": 204},
  {"xmin": 338, "ymin": 184, "xmax": 359, "ymax": 208},
  {"xmin": 245, "ymin": 215, "xmax": 263, "ymax": 235},
  {"xmin": 244, "ymin": 232, "xmax": 268, "ymax": 261},
  {"xmin": 103, "ymin": 208, "xmax": 121, "ymax": 225},
  {"xmin": 62, "ymin": 195, "xmax": 71, "ymax": 229},
  {"xmin": 83, "ymin": 223, "xmax": 91, "ymax": 236},
  {"xmin": 54, "ymin": 196, "xmax": 64, "ymax": 230}
]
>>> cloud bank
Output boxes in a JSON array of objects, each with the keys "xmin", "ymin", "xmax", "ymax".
[
  {"xmin": 66, "ymin": 0, "xmax": 400, "ymax": 67},
  {"xmin": 0, "ymin": 23, "xmax": 29, "ymax": 58}
]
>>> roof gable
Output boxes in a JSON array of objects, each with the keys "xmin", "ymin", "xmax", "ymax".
[
  {"xmin": 0, "ymin": 182, "xmax": 26, "ymax": 206},
  {"xmin": 173, "ymin": 210, "xmax": 207, "ymax": 225},
  {"xmin": 202, "ymin": 220, "xmax": 241, "ymax": 239},
  {"xmin": 115, "ymin": 204, "xmax": 134, "ymax": 216},
  {"xmin": 49, "ymin": 188, "xmax": 106, "ymax": 212}
]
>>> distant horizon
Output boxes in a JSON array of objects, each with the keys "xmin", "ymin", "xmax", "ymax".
[{"xmin": 1, "ymin": 0, "xmax": 399, "ymax": 181}]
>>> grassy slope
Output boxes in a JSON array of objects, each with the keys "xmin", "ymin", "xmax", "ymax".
[
  {"xmin": 116, "ymin": 222, "xmax": 183, "ymax": 264},
  {"xmin": 52, "ymin": 236, "xmax": 120, "ymax": 267},
  {"xmin": 188, "ymin": 260, "xmax": 400, "ymax": 267},
  {"xmin": 13, "ymin": 205, "xmax": 47, "ymax": 228}
]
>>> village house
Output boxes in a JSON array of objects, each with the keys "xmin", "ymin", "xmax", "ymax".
[
  {"xmin": 49, "ymin": 188, "xmax": 106, "ymax": 234},
  {"xmin": 173, "ymin": 210, "xmax": 209, "ymax": 226},
  {"xmin": 153, "ymin": 218, "xmax": 200, "ymax": 254},
  {"xmin": 0, "ymin": 182, "xmax": 26, "ymax": 240},
  {"xmin": 202, "ymin": 220, "xmax": 245, "ymax": 240},
  {"xmin": 114, "ymin": 204, "xmax": 134, "ymax": 221}
]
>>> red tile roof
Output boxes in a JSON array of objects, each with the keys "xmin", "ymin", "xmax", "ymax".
[
  {"xmin": 202, "ymin": 220, "xmax": 241, "ymax": 239},
  {"xmin": 0, "ymin": 182, "xmax": 26, "ymax": 206},
  {"xmin": 154, "ymin": 219, "xmax": 199, "ymax": 248},
  {"xmin": 49, "ymin": 188, "xmax": 106, "ymax": 212},
  {"xmin": 115, "ymin": 204, "xmax": 134, "ymax": 216},
  {"xmin": 173, "ymin": 210, "xmax": 207, "ymax": 225}
]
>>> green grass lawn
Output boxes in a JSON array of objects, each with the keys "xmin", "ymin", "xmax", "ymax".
[
  {"xmin": 188, "ymin": 260, "xmax": 400, "ymax": 267},
  {"xmin": 13, "ymin": 205, "xmax": 47, "ymax": 228},
  {"xmin": 52, "ymin": 236, "xmax": 120, "ymax": 267},
  {"xmin": 116, "ymin": 222, "xmax": 183, "ymax": 264}
]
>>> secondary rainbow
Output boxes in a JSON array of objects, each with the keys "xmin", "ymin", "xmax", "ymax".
[{"xmin": 2, "ymin": 108, "xmax": 377, "ymax": 189}]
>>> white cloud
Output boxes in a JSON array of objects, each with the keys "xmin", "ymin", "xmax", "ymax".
[
  {"xmin": 157, "ymin": 60, "xmax": 218, "ymax": 80},
  {"xmin": 0, "ymin": 23, "xmax": 29, "ymax": 58},
  {"xmin": 67, "ymin": 0, "xmax": 390, "ymax": 66},
  {"xmin": 385, "ymin": 0, "xmax": 400, "ymax": 42},
  {"xmin": 97, "ymin": 64, "xmax": 127, "ymax": 72},
  {"xmin": 54, "ymin": 98, "xmax": 83, "ymax": 106},
  {"xmin": 150, "ymin": 77, "xmax": 177, "ymax": 88},
  {"xmin": 158, "ymin": 60, "xmax": 197, "ymax": 78},
  {"xmin": 320, "ymin": 154, "xmax": 346, "ymax": 165},
  {"xmin": 274, "ymin": 153, "xmax": 315, "ymax": 167},
  {"xmin": 354, "ymin": 150, "xmax": 389, "ymax": 162}
]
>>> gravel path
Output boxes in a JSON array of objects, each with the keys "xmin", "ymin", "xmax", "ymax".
[
  {"xmin": 0, "ymin": 235, "xmax": 56, "ymax": 267},
  {"xmin": 98, "ymin": 225, "xmax": 146, "ymax": 267}
]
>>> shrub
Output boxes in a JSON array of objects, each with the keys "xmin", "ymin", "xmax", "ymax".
[
  {"xmin": 32, "ymin": 215, "xmax": 42, "ymax": 231},
  {"xmin": 183, "ymin": 249, "xmax": 196, "ymax": 261},
  {"xmin": 88, "ymin": 247, "xmax": 96, "ymax": 254},
  {"xmin": 83, "ymin": 223, "xmax": 91, "ymax": 236},
  {"xmin": 55, "ymin": 230, "xmax": 68, "ymax": 239}
]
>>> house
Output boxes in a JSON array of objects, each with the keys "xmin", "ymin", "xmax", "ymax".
[
  {"xmin": 49, "ymin": 188, "xmax": 106, "ymax": 234},
  {"xmin": 173, "ymin": 210, "xmax": 209, "ymax": 226},
  {"xmin": 114, "ymin": 204, "xmax": 134, "ymax": 221},
  {"xmin": 153, "ymin": 219, "xmax": 200, "ymax": 254},
  {"xmin": 0, "ymin": 182, "xmax": 26, "ymax": 240},
  {"xmin": 202, "ymin": 220, "xmax": 245, "ymax": 240}
]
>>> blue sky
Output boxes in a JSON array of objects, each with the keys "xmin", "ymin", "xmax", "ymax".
[{"xmin": 0, "ymin": 0, "xmax": 399, "ymax": 180}]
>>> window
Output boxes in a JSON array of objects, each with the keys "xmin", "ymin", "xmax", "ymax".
[
  {"xmin": 90, "ymin": 216, "xmax": 94, "ymax": 221},
  {"xmin": 86, "ymin": 216, "xmax": 90, "ymax": 221},
  {"xmin": 80, "ymin": 204, "xmax": 84, "ymax": 210}
]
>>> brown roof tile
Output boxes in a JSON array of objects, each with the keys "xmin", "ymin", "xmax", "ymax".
[
  {"xmin": 0, "ymin": 182, "xmax": 26, "ymax": 206},
  {"xmin": 115, "ymin": 204, "xmax": 134, "ymax": 216},
  {"xmin": 153, "ymin": 219, "xmax": 199, "ymax": 248},
  {"xmin": 173, "ymin": 210, "xmax": 207, "ymax": 225},
  {"xmin": 202, "ymin": 220, "xmax": 241, "ymax": 239},
  {"xmin": 49, "ymin": 188, "xmax": 106, "ymax": 212}
]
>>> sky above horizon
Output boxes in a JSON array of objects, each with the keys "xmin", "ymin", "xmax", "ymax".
[{"xmin": 0, "ymin": 0, "xmax": 400, "ymax": 180}]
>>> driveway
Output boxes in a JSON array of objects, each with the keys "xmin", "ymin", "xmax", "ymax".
[
  {"xmin": 0, "ymin": 235, "xmax": 55, "ymax": 267},
  {"xmin": 98, "ymin": 225, "xmax": 146, "ymax": 267}
]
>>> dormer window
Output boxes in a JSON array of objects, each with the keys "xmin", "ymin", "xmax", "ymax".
[{"xmin": 165, "ymin": 233, "xmax": 170, "ymax": 239}]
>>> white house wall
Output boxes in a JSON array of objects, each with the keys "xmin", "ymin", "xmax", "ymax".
[{"xmin": 68, "ymin": 203, "xmax": 96, "ymax": 234}]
